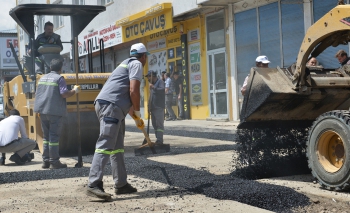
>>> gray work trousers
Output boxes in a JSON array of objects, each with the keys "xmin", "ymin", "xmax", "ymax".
[
  {"xmin": 40, "ymin": 114, "xmax": 63, "ymax": 163},
  {"xmin": 88, "ymin": 101, "xmax": 127, "ymax": 188},
  {"xmin": 151, "ymin": 107, "xmax": 164, "ymax": 143},
  {"xmin": 165, "ymin": 94, "xmax": 176, "ymax": 119},
  {"xmin": 0, "ymin": 138, "xmax": 36, "ymax": 157},
  {"xmin": 177, "ymin": 95, "xmax": 184, "ymax": 118}
]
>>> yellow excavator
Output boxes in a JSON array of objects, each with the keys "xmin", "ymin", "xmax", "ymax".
[
  {"xmin": 3, "ymin": 4, "xmax": 109, "ymax": 166},
  {"xmin": 239, "ymin": 4, "xmax": 350, "ymax": 191}
]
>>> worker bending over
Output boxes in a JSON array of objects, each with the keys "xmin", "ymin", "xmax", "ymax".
[{"xmin": 86, "ymin": 43, "xmax": 148, "ymax": 200}]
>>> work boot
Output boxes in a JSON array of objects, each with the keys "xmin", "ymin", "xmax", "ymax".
[
  {"xmin": 22, "ymin": 153, "xmax": 34, "ymax": 162},
  {"xmin": 86, "ymin": 181, "xmax": 111, "ymax": 200},
  {"xmin": 50, "ymin": 161, "xmax": 67, "ymax": 169},
  {"xmin": 9, "ymin": 153, "xmax": 26, "ymax": 165},
  {"xmin": 42, "ymin": 161, "xmax": 50, "ymax": 169},
  {"xmin": 0, "ymin": 156, "xmax": 5, "ymax": 165},
  {"xmin": 155, "ymin": 140, "xmax": 163, "ymax": 145},
  {"xmin": 115, "ymin": 183, "xmax": 137, "ymax": 195}
]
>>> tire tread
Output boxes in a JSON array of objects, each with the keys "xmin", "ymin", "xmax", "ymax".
[{"xmin": 307, "ymin": 110, "xmax": 350, "ymax": 192}]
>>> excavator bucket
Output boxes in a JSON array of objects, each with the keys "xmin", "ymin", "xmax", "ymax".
[{"xmin": 238, "ymin": 67, "xmax": 350, "ymax": 129}]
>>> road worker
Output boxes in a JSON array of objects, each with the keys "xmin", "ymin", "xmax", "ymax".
[
  {"xmin": 34, "ymin": 58, "xmax": 81, "ymax": 169},
  {"xmin": 86, "ymin": 43, "xmax": 148, "ymax": 200},
  {"xmin": 146, "ymin": 70, "xmax": 165, "ymax": 144}
]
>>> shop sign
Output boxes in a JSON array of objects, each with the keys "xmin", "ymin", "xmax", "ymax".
[
  {"xmin": 1, "ymin": 38, "xmax": 18, "ymax": 69},
  {"xmin": 167, "ymin": 35, "xmax": 181, "ymax": 47},
  {"xmin": 181, "ymin": 34, "xmax": 191, "ymax": 118},
  {"xmin": 189, "ymin": 42, "xmax": 203, "ymax": 105},
  {"xmin": 77, "ymin": 24, "xmax": 122, "ymax": 57},
  {"xmin": 147, "ymin": 38, "xmax": 166, "ymax": 51},
  {"xmin": 116, "ymin": 3, "xmax": 173, "ymax": 42},
  {"xmin": 149, "ymin": 25, "xmax": 179, "ymax": 40},
  {"xmin": 188, "ymin": 29, "xmax": 200, "ymax": 42}
]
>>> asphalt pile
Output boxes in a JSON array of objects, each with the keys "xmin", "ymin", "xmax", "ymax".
[{"xmin": 234, "ymin": 127, "xmax": 311, "ymax": 179}]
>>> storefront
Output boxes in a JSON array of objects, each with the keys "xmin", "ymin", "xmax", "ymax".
[{"xmin": 116, "ymin": 3, "xmax": 211, "ymax": 120}]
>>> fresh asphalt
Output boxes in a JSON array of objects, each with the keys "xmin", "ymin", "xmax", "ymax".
[{"xmin": 1, "ymin": 118, "xmax": 318, "ymax": 212}]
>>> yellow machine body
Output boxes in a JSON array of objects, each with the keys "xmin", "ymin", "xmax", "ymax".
[{"xmin": 3, "ymin": 73, "xmax": 110, "ymax": 156}]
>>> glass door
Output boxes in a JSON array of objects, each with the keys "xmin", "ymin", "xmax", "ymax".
[{"xmin": 207, "ymin": 49, "xmax": 228, "ymax": 117}]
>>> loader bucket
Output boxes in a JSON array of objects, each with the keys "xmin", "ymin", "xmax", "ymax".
[{"xmin": 238, "ymin": 67, "xmax": 350, "ymax": 129}]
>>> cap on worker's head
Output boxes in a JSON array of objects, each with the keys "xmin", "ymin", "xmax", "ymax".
[
  {"xmin": 145, "ymin": 70, "xmax": 157, "ymax": 77},
  {"xmin": 130, "ymin": 43, "xmax": 150, "ymax": 56},
  {"xmin": 173, "ymin": 71, "xmax": 179, "ymax": 76},
  {"xmin": 161, "ymin": 70, "xmax": 167, "ymax": 74},
  {"xmin": 256, "ymin": 55, "xmax": 270, "ymax": 64}
]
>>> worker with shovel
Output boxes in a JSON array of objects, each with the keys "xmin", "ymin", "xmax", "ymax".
[
  {"xmin": 145, "ymin": 70, "xmax": 165, "ymax": 145},
  {"xmin": 86, "ymin": 43, "xmax": 148, "ymax": 200}
]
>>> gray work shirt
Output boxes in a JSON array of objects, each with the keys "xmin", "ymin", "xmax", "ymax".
[{"xmin": 96, "ymin": 57, "xmax": 143, "ymax": 114}]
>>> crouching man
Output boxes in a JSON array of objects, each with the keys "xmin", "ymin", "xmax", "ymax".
[{"xmin": 0, "ymin": 109, "xmax": 36, "ymax": 165}]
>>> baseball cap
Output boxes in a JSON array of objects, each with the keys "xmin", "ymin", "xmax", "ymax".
[
  {"xmin": 161, "ymin": 70, "xmax": 167, "ymax": 74},
  {"xmin": 256, "ymin": 55, "xmax": 270, "ymax": 64},
  {"xmin": 145, "ymin": 70, "xmax": 157, "ymax": 77},
  {"xmin": 130, "ymin": 43, "xmax": 150, "ymax": 56}
]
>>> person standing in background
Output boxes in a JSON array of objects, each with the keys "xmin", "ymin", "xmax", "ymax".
[
  {"xmin": 165, "ymin": 73, "xmax": 176, "ymax": 121},
  {"xmin": 146, "ymin": 71, "xmax": 165, "ymax": 144}
]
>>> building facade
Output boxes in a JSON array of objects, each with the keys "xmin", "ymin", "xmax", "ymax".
[{"xmin": 16, "ymin": 0, "xmax": 347, "ymax": 121}]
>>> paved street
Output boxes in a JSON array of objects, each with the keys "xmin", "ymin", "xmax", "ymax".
[{"xmin": 1, "ymin": 119, "xmax": 350, "ymax": 212}]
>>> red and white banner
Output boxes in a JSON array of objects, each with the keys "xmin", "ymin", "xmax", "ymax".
[
  {"xmin": 77, "ymin": 24, "xmax": 122, "ymax": 57},
  {"xmin": 0, "ymin": 37, "xmax": 19, "ymax": 69}
]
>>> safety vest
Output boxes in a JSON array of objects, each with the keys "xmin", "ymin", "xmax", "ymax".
[{"xmin": 34, "ymin": 71, "xmax": 67, "ymax": 116}]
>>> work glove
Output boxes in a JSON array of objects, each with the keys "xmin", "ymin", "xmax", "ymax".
[
  {"xmin": 131, "ymin": 111, "xmax": 145, "ymax": 130},
  {"xmin": 73, "ymin": 85, "xmax": 81, "ymax": 94}
]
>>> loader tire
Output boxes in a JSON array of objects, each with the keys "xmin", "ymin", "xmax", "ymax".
[{"xmin": 307, "ymin": 110, "xmax": 350, "ymax": 191}]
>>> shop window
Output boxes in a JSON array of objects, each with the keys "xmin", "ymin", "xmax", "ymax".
[
  {"xmin": 235, "ymin": 8, "xmax": 258, "ymax": 95},
  {"xmin": 259, "ymin": 2, "xmax": 280, "ymax": 68},
  {"xmin": 206, "ymin": 11, "xmax": 225, "ymax": 51},
  {"xmin": 281, "ymin": 1, "xmax": 304, "ymax": 67},
  {"xmin": 175, "ymin": 59, "xmax": 182, "ymax": 75},
  {"xmin": 176, "ymin": 46, "xmax": 182, "ymax": 58},
  {"xmin": 149, "ymin": 50, "xmax": 167, "ymax": 76}
]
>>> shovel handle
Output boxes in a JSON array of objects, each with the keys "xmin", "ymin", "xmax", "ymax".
[{"xmin": 140, "ymin": 127, "xmax": 155, "ymax": 148}]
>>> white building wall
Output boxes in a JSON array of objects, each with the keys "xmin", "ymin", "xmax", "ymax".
[{"xmin": 17, "ymin": 0, "xmax": 201, "ymax": 56}]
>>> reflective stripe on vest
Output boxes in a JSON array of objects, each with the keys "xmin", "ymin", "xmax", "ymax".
[
  {"xmin": 38, "ymin": 82, "xmax": 58, "ymax": 86},
  {"xmin": 43, "ymin": 141, "xmax": 59, "ymax": 146},
  {"xmin": 95, "ymin": 149, "xmax": 124, "ymax": 155},
  {"xmin": 49, "ymin": 142, "xmax": 59, "ymax": 146}
]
